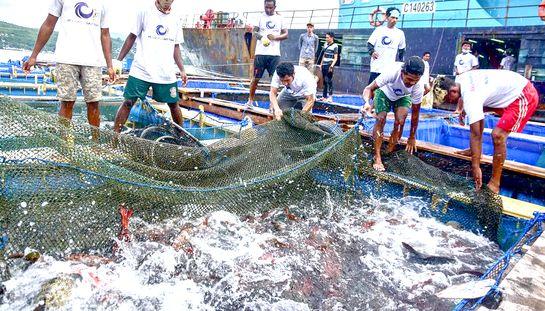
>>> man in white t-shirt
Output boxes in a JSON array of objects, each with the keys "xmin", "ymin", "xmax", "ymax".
[
  {"xmin": 454, "ymin": 41, "xmax": 479, "ymax": 76},
  {"xmin": 421, "ymin": 52, "xmax": 431, "ymax": 91},
  {"xmin": 360, "ymin": 57, "xmax": 425, "ymax": 172},
  {"xmin": 113, "ymin": 0, "xmax": 188, "ymax": 133},
  {"xmin": 435, "ymin": 71, "xmax": 539, "ymax": 193},
  {"xmin": 500, "ymin": 51, "xmax": 516, "ymax": 71},
  {"xmin": 367, "ymin": 7, "xmax": 406, "ymax": 84},
  {"xmin": 245, "ymin": 0, "xmax": 288, "ymax": 108},
  {"xmin": 269, "ymin": 62, "xmax": 317, "ymax": 120},
  {"xmin": 23, "ymin": 0, "xmax": 115, "ymax": 129},
  {"xmin": 420, "ymin": 51, "xmax": 434, "ymax": 108}
]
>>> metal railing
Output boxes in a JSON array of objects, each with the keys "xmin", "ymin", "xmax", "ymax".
[{"xmin": 181, "ymin": 1, "xmax": 542, "ymax": 29}]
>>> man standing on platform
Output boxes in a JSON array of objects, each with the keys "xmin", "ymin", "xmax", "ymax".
[
  {"xmin": 23, "ymin": 0, "xmax": 115, "ymax": 128},
  {"xmin": 113, "ymin": 0, "xmax": 188, "ymax": 133},
  {"xmin": 454, "ymin": 41, "xmax": 479, "ymax": 76},
  {"xmin": 420, "ymin": 51, "xmax": 434, "ymax": 108},
  {"xmin": 245, "ymin": 0, "xmax": 288, "ymax": 108},
  {"xmin": 298, "ymin": 22, "xmax": 319, "ymax": 75},
  {"xmin": 500, "ymin": 50, "xmax": 516, "ymax": 71},
  {"xmin": 367, "ymin": 7, "xmax": 406, "ymax": 84},
  {"xmin": 360, "ymin": 57, "xmax": 425, "ymax": 172}
]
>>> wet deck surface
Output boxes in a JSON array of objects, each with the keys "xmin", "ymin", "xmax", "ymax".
[{"xmin": 491, "ymin": 233, "xmax": 545, "ymax": 310}]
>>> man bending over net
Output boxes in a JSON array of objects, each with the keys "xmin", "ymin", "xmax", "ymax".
[
  {"xmin": 360, "ymin": 56, "xmax": 425, "ymax": 171},
  {"xmin": 434, "ymin": 70, "xmax": 538, "ymax": 193},
  {"xmin": 269, "ymin": 62, "xmax": 317, "ymax": 120}
]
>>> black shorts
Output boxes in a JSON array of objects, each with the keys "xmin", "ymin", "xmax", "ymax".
[
  {"xmin": 253, "ymin": 55, "xmax": 280, "ymax": 79},
  {"xmin": 368, "ymin": 72, "xmax": 381, "ymax": 85}
]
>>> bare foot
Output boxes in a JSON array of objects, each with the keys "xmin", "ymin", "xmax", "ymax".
[
  {"xmin": 245, "ymin": 100, "xmax": 257, "ymax": 109},
  {"xmin": 454, "ymin": 148, "xmax": 472, "ymax": 157},
  {"xmin": 487, "ymin": 181, "xmax": 500, "ymax": 194},
  {"xmin": 373, "ymin": 160, "xmax": 385, "ymax": 172}
]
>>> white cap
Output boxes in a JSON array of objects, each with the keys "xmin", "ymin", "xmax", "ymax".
[{"xmin": 389, "ymin": 9, "xmax": 401, "ymax": 18}]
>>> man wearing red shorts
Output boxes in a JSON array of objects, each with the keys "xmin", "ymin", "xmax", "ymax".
[{"xmin": 437, "ymin": 70, "xmax": 539, "ymax": 193}]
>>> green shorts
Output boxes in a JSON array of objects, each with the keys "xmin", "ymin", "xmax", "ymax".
[
  {"xmin": 373, "ymin": 89, "xmax": 412, "ymax": 114},
  {"xmin": 124, "ymin": 76, "xmax": 180, "ymax": 104}
]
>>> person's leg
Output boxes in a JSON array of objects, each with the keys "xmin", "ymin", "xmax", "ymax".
[
  {"xmin": 487, "ymin": 83, "xmax": 538, "ymax": 193},
  {"xmin": 81, "ymin": 66, "xmax": 103, "ymax": 128},
  {"xmin": 152, "ymin": 81, "xmax": 183, "ymax": 126},
  {"xmin": 373, "ymin": 112, "xmax": 388, "ymax": 171},
  {"xmin": 267, "ymin": 56, "xmax": 281, "ymax": 78},
  {"xmin": 86, "ymin": 102, "xmax": 100, "ymax": 127},
  {"xmin": 59, "ymin": 101, "xmax": 76, "ymax": 121},
  {"xmin": 387, "ymin": 106, "xmax": 409, "ymax": 153},
  {"xmin": 277, "ymin": 89, "xmax": 298, "ymax": 111},
  {"xmin": 114, "ymin": 76, "xmax": 150, "ymax": 133},
  {"xmin": 247, "ymin": 56, "xmax": 265, "ymax": 107},
  {"xmin": 368, "ymin": 72, "xmax": 380, "ymax": 85},
  {"xmin": 488, "ymin": 127, "xmax": 509, "ymax": 193},
  {"xmin": 302, "ymin": 58, "xmax": 314, "ymax": 75},
  {"xmin": 327, "ymin": 69, "xmax": 334, "ymax": 99},
  {"xmin": 371, "ymin": 89, "xmax": 391, "ymax": 171},
  {"xmin": 247, "ymin": 78, "xmax": 260, "ymax": 106},
  {"xmin": 168, "ymin": 102, "xmax": 183, "ymax": 126},
  {"xmin": 55, "ymin": 63, "xmax": 80, "ymax": 124},
  {"xmin": 114, "ymin": 100, "xmax": 135, "ymax": 133},
  {"xmin": 321, "ymin": 64, "xmax": 329, "ymax": 99}
]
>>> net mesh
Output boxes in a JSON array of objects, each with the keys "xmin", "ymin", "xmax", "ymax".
[{"xmin": 0, "ymin": 97, "xmax": 502, "ymax": 278}]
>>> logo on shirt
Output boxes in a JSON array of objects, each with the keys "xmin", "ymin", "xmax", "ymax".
[
  {"xmin": 381, "ymin": 36, "xmax": 392, "ymax": 45},
  {"xmin": 156, "ymin": 25, "xmax": 168, "ymax": 36},
  {"xmin": 393, "ymin": 88, "xmax": 404, "ymax": 96},
  {"xmin": 266, "ymin": 21, "xmax": 276, "ymax": 29},
  {"xmin": 74, "ymin": 2, "xmax": 94, "ymax": 19},
  {"xmin": 459, "ymin": 59, "xmax": 464, "ymax": 65}
]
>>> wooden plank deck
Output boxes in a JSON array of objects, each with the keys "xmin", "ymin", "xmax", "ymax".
[
  {"xmin": 181, "ymin": 97, "xmax": 361, "ymax": 125},
  {"xmin": 355, "ymin": 128, "xmax": 545, "ymax": 180}
]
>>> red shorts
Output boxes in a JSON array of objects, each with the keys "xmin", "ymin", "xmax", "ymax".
[{"xmin": 496, "ymin": 82, "xmax": 539, "ymax": 133}]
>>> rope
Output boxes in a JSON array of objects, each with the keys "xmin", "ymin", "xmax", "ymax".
[
  {"xmin": 0, "ymin": 231, "xmax": 7, "ymax": 251},
  {"xmin": 351, "ymin": 118, "xmax": 364, "ymax": 189}
]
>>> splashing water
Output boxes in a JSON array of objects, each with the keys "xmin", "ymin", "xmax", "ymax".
[{"xmin": 1, "ymin": 196, "xmax": 501, "ymax": 310}]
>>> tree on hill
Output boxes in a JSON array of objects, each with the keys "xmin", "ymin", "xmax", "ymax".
[{"xmin": 0, "ymin": 21, "xmax": 125, "ymax": 55}]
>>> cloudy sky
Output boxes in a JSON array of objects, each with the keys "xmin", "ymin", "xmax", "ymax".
[{"xmin": 0, "ymin": 0, "xmax": 339, "ymax": 37}]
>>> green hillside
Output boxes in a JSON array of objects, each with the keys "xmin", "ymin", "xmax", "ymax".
[{"xmin": 0, "ymin": 21, "xmax": 125, "ymax": 55}]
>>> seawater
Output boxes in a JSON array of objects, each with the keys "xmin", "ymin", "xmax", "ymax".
[{"xmin": 1, "ymin": 195, "xmax": 501, "ymax": 310}]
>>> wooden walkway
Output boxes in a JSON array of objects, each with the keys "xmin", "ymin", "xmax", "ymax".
[{"xmin": 354, "ymin": 128, "xmax": 545, "ymax": 180}]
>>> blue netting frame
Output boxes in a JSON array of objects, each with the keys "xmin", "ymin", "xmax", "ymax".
[{"xmin": 454, "ymin": 212, "xmax": 545, "ymax": 311}]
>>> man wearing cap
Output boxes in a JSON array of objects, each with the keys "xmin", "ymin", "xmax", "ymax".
[
  {"xmin": 454, "ymin": 41, "xmax": 479, "ymax": 76},
  {"xmin": 434, "ymin": 70, "xmax": 538, "ymax": 193},
  {"xmin": 269, "ymin": 62, "xmax": 317, "ymax": 120},
  {"xmin": 367, "ymin": 7, "xmax": 406, "ymax": 84},
  {"xmin": 298, "ymin": 22, "xmax": 319, "ymax": 75},
  {"xmin": 360, "ymin": 56, "xmax": 425, "ymax": 172}
]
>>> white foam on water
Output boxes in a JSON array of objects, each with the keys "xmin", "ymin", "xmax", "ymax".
[{"xmin": 0, "ymin": 196, "xmax": 502, "ymax": 310}]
